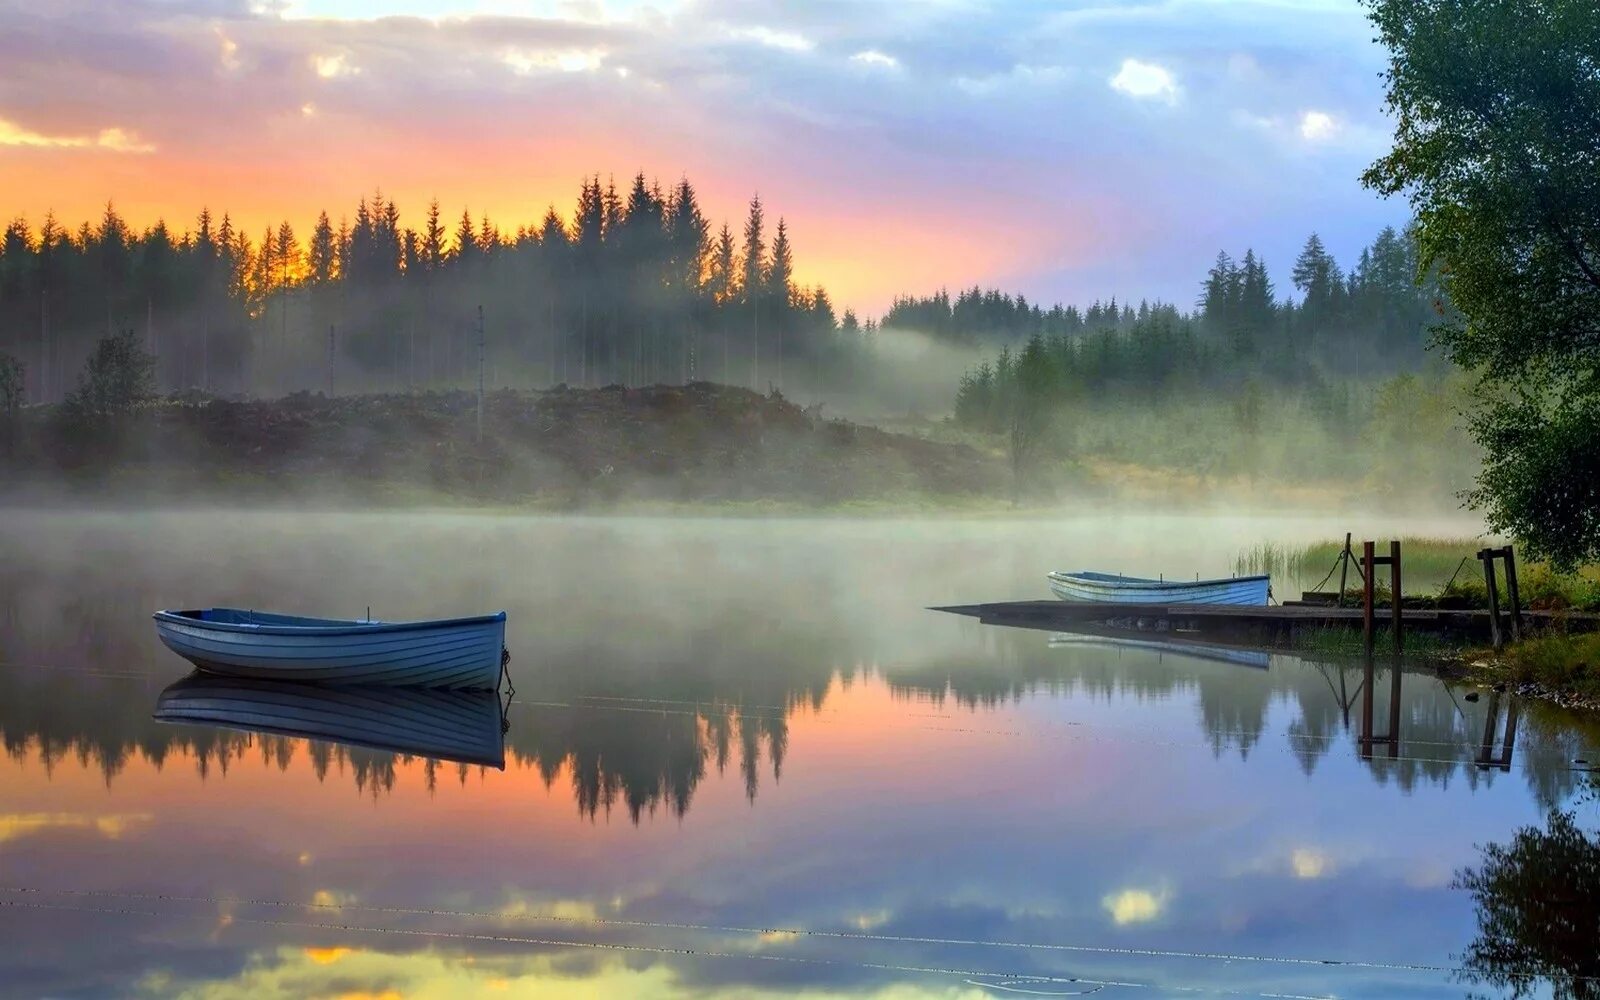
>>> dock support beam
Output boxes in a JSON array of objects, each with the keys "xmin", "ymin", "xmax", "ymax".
[
  {"xmin": 1362, "ymin": 540, "xmax": 1376, "ymax": 658},
  {"xmin": 1504, "ymin": 547, "xmax": 1523, "ymax": 642},
  {"xmin": 1391, "ymin": 540, "xmax": 1403, "ymax": 655},
  {"xmin": 1480, "ymin": 547, "xmax": 1506, "ymax": 650}
]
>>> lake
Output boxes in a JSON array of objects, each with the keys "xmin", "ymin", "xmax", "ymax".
[{"xmin": 2, "ymin": 509, "xmax": 1596, "ymax": 999}]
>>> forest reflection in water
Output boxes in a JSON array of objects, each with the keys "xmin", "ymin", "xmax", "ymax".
[
  {"xmin": 4, "ymin": 509, "xmax": 1600, "ymax": 999},
  {"xmin": 6, "ymin": 621, "xmax": 1597, "ymax": 820}
]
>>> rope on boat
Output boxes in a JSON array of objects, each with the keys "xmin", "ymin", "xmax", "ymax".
[{"xmin": 0, "ymin": 897, "xmax": 1337, "ymax": 1000}]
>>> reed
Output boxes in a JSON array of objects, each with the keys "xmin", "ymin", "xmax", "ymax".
[{"xmin": 1237, "ymin": 536, "xmax": 1600, "ymax": 610}]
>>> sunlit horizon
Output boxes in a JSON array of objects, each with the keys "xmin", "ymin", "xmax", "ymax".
[{"xmin": 1, "ymin": 0, "xmax": 1407, "ymax": 314}]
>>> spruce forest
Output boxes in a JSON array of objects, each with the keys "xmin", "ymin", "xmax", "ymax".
[
  {"xmin": 0, "ymin": 174, "xmax": 865, "ymax": 404},
  {"xmin": 0, "ymin": 175, "xmax": 1469, "ymax": 504}
]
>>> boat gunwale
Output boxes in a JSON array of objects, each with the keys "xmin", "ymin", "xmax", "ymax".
[
  {"xmin": 152, "ymin": 608, "xmax": 508, "ymax": 637},
  {"xmin": 1046, "ymin": 572, "xmax": 1269, "ymax": 591}
]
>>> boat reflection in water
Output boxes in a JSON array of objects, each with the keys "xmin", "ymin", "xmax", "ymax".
[
  {"xmin": 1046, "ymin": 629, "xmax": 1271, "ymax": 670},
  {"xmin": 153, "ymin": 674, "xmax": 508, "ymax": 770}
]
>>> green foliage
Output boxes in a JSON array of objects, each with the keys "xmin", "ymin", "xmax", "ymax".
[
  {"xmin": 1362, "ymin": 0, "xmax": 1600, "ymax": 569},
  {"xmin": 65, "ymin": 329, "xmax": 156, "ymax": 420},
  {"xmin": 1454, "ymin": 809, "xmax": 1600, "ymax": 999},
  {"xmin": 1489, "ymin": 634, "xmax": 1600, "ymax": 704},
  {"xmin": 1291, "ymin": 625, "xmax": 1460, "ymax": 658}
]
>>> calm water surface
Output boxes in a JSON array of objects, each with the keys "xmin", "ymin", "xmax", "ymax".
[{"xmin": 1, "ymin": 510, "xmax": 1596, "ymax": 999}]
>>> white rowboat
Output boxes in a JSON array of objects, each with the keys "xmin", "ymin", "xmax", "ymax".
[
  {"xmin": 1047, "ymin": 571, "xmax": 1270, "ymax": 606},
  {"xmin": 152, "ymin": 608, "xmax": 508, "ymax": 690}
]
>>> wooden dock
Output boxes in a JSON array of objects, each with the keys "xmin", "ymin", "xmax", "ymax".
[{"xmin": 932, "ymin": 600, "xmax": 1599, "ymax": 644}]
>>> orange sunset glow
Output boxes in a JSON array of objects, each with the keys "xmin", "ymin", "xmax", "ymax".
[{"xmin": 1, "ymin": 0, "xmax": 1409, "ymax": 311}]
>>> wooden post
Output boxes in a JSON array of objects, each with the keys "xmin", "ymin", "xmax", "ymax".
[
  {"xmin": 1360, "ymin": 651, "xmax": 1375, "ymax": 760},
  {"xmin": 327, "ymin": 324, "xmax": 336, "ymax": 397},
  {"xmin": 1477, "ymin": 690, "xmax": 1500, "ymax": 768},
  {"xmin": 1499, "ymin": 698, "xmax": 1519, "ymax": 771},
  {"xmin": 1337, "ymin": 532, "xmax": 1352, "ymax": 607},
  {"xmin": 1503, "ymin": 546, "xmax": 1523, "ymax": 642},
  {"xmin": 1362, "ymin": 541, "xmax": 1376, "ymax": 658},
  {"xmin": 1387, "ymin": 654, "xmax": 1403, "ymax": 759},
  {"xmin": 1481, "ymin": 549, "xmax": 1503, "ymax": 650},
  {"xmin": 1390, "ymin": 540, "xmax": 1403, "ymax": 654}
]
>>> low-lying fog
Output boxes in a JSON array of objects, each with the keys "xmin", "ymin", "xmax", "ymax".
[{"xmin": 0, "ymin": 506, "xmax": 1488, "ymax": 677}]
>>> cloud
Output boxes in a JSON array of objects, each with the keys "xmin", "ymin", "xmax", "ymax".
[
  {"xmin": 1290, "ymin": 848, "xmax": 1330, "ymax": 879},
  {"xmin": 1298, "ymin": 109, "xmax": 1338, "ymax": 141},
  {"xmin": 0, "ymin": 811, "xmax": 152, "ymax": 842},
  {"xmin": 733, "ymin": 26, "xmax": 813, "ymax": 53},
  {"xmin": 1109, "ymin": 58, "xmax": 1178, "ymax": 103},
  {"xmin": 501, "ymin": 47, "xmax": 605, "ymax": 74},
  {"xmin": 310, "ymin": 52, "xmax": 356, "ymax": 78},
  {"xmin": 0, "ymin": 0, "xmax": 1408, "ymax": 313},
  {"xmin": 850, "ymin": 49, "xmax": 898, "ymax": 69},
  {"xmin": 301, "ymin": 947, "xmax": 353, "ymax": 966},
  {"xmin": 0, "ymin": 120, "xmax": 156, "ymax": 153},
  {"xmin": 1102, "ymin": 887, "xmax": 1168, "ymax": 925}
]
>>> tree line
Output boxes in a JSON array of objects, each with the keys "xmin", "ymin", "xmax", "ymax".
[
  {"xmin": 896, "ymin": 225, "xmax": 1442, "ymax": 374},
  {"xmin": 951, "ymin": 224, "xmax": 1442, "ymax": 436},
  {"xmin": 0, "ymin": 175, "xmax": 874, "ymax": 404}
]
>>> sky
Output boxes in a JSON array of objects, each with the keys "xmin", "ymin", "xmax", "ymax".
[{"xmin": 0, "ymin": 0, "xmax": 1410, "ymax": 316}]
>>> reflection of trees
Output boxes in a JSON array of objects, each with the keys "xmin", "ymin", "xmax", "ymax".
[
  {"xmin": 507, "ymin": 699, "xmax": 794, "ymax": 822},
  {"xmin": 883, "ymin": 627, "xmax": 1597, "ymax": 805},
  {"xmin": 0, "ymin": 513, "xmax": 845, "ymax": 819},
  {"xmin": 1455, "ymin": 806, "xmax": 1600, "ymax": 999},
  {"xmin": 5, "ymin": 526, "xmax": 1598, "ymax": 818}
]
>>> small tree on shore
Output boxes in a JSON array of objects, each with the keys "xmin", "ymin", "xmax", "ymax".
[
  {"xmin": 0, "ymin": 352, "xmax": 22, "ymax": 416},
  {"xmin": 0, "ymin": 351, "xmax": 23, "ymax": 458},
  {"xmin": 65, "ymin": 329, "xmax": 156, "ymax": 421}
]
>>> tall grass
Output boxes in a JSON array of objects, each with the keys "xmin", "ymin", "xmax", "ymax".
[{"xmin": 1236, "ymin": 536, "xmax": 1600, "ymax": 610}]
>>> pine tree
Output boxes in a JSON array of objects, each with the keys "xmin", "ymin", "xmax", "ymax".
[
  {"xmin": 453, "ymin": 209, "xmax": 478, "ymax": 266},
  {"xmin": 741, "ymin": 195, "xmax": 765, "ymax": 387},
  {"xmin": 274, "ymin": 222, "xmax": 299, "ymax": 289},
  {"xmin": 422, "ymin": 199, "xmax": 446, "ymax": 272},
  {"xmin": 308, "ymin": 212, "xmax": 335, "ymax": 285},
  {"xmin": 1292, "ymin": 232, "xmax": 1337, "ymax": 333}
]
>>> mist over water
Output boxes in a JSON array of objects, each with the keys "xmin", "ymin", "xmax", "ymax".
[{"xmin": 4, "ymin": 507, "xmax": 1596, "ymax": 998}]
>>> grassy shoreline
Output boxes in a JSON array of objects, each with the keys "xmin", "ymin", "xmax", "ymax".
[{"xmin": 1461, "ymin": 634, "xmax": 1600, "ymax": 711}]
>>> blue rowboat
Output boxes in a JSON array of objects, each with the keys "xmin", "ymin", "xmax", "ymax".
[
  {"xmin": 1047, "ymin": 571, "xmax": 1270, "ymax": 606},
  {"xmin": 151, "ymin": 608, "xmax": 508, "ymax": 690},
  {"xmin": 1046, "ymin": 631, "xmax": 1271, "ymax": 670},
  {"xmin": 154, "ymin": 674, "xmax": 506, "ymax": 769}
]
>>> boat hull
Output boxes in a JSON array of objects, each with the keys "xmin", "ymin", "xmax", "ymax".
[
  {"xmin": 1047, "ymin": 572, "xmax": 1270, "ymax": 606},
  {"xmin": 152, "ymin": 609, "xmax": 507, "ymax": 690},
  {"xmin": 154, "ymin": 674, "xmax": 506, "ymax": 768},
  {"xmin": 1046, "ymin": 631, "xmax": 1270, "ymax": 670}
]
